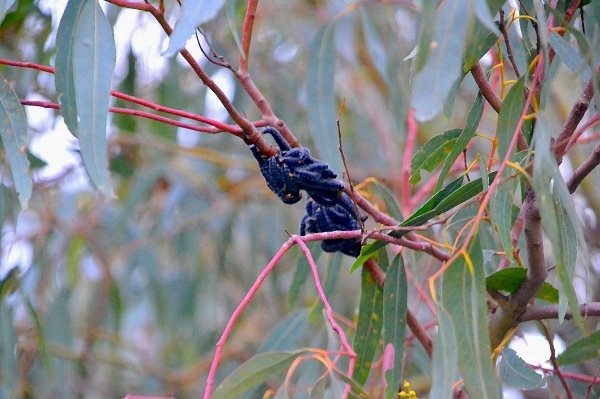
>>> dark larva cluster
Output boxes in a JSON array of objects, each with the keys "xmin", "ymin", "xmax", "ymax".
[
  {"xmin": 251, "ymin": 127, "xmax": 365, "ymax": 257},
  {"xmin": 250, "ymin": 128, "xmax": 344, "ymax": 206},
  {"xmin": 299, "ymin": 193, "xmax": 367, "ymax": 258}
]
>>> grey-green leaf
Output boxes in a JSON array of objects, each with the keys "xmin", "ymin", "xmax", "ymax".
[
  {"xmin": 549, "ymin": 31, "xmax": 592, "ymax": 82},
  {"xmin": 306, "ymin": 25, "xmax": 344, "ymax": 174},
  {"xmin": 442, "ymin": 236, "xmax": 500, "ymax": 399},
  {"xmin": 55, "ymin": 0, "xmax": 84, "ymax": 137},
  {"xmin": 410, "ymin": 129, "xmax": 462, "ymax": 185},
  {"xmin": 72, "ymin": 0, "xmax": 115, "ymax": 196},
  {"xmin": 164, "ymin": 0, "xmax": 227, "ymax": 56},
  {"xmin": 430, "ymin": 304, "xmax": 458, "ymax": 399},
  {"xmin": 411, "ymin": 0, "xmax": 469, "ymax": 122},
  {"xmin": 557, "ymin": 330, "xmax": 600, "ymax": 366},
  {"xmin": 500, "ymin": 348, "xmax": 545, "ymax": 389},
  {"xmin": 0, "ymin": 74, "xmax": 32, "ymax": 209},
  {"xmin": 496, "ymin": 77, "xmax": 525, "ymax": 162},
  {"xmin": 383, "ymin": 254, "xmax": 407, "ymax": 399},
  {"xmin": 211, "ymin": 350, "xmax": 308, "ymax": 399}
]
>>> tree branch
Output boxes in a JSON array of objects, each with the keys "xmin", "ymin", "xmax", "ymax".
[
  {"xmin": 567, "ymin": 140, "xmax": 600, "ymax": 194},
  {"xmin": 518, "ymin": 303, "xmax": 600, "ymax": 322},
  {"xmin": 470, "ymin": 62, "xmax": 502, "ymax": 113}
]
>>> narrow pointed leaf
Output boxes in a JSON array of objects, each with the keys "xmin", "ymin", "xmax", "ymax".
[
  {"xmin": 532, "ymin": 114, "xmax": 585, "ymax": 329},
  {"xmin": 410, "ymin": 129, "xmax": 462, "ymax": 185},
  {"xmin": 496, "ymin": 77, "xmax": 525, "ymax": 161},
  {"xmin": 436, "ymin": 93, "xmax": 484, "ymax": 192},
  {"xmin": 486, "ymin": 268, "xmax": 559, "ymax": 303},
  {"xmin": 0, "ymin": 74, "xmax": 31, "ymax": 209},
  {"xmin": 430, "ymin": 304, "xmax": 458, "ymax": 399},
  {"xmin": 211, "ymin": 350, "xmax": 308, "ymax": 399},
  {"xmin": 500, "ymin": 348, "xmax": 545, "ymax": 389},
  {"xmin": 352, "ymin": 252, "xmax": 385, "ymax": 386},
  {"xmin": 164, "ymin": 0, "xmax": 227, "ymax": 56},
  {"xmin": 411, "ymin": 0, "xmax": 469, "ymax": 121},
  {"xmin": 383, "ymin": 254, "xmax": 407, "ymax": 399},
  {"xmin": 55, "ymin": 0, "xmax": 84, "ymax": 137},
  {"xmin": 72, "ymin": 0, "xmax": 115, "ymax": 196},
  {"xmin": 442, "ymin": 236, "xmax": 500, "ymax": 399},
  {"xmin": 307, "ymin": 26, "xmax": 343, "ymax": 174},
  {"xmin": 463, "ymin": 0, "xmax": 503, "ymax": 71},
  {"xmin": 549, "ymin": 31, "xmax": 592, "ymax": 81},
  {"xmin": 557, "ymin": 330, "xmax": 600, "ymax": 366}
]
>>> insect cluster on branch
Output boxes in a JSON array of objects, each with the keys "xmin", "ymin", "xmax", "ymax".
[{"xmin": 250, "ymin": 128, "xmax": 366, "ymax": 257}]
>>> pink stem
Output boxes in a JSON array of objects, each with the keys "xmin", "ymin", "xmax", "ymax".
[
  {"xmin": 293, "ymin": 236, "xmax": 356, "ymax": 399},
  {"xmin": 203, "ymin": 239, "xmax": 295, "ymax": 399},
  {"xmin": 402, "ymin": 109, "xmax": 417, "ymax": 216}
]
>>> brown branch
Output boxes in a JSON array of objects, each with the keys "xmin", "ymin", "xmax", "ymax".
[
  {"xmin": 470, "ymin": 62, "xmax": 502, "ymax": 113},
  {"xmin": 407, "ymin": 309, "xmax": 433, "ymax": 358},
  {"xmin": 517, "ymin": 303, "xmax": 600, "ymax": 322},
  {"xmin": 499, "ymin": 9, "xmax": 521, "ymax": 78},
  {"xmin": 540, "ymin": 321, "xmax": 574, "ymax": 399},
  {"xmin": 553, "ymin": 63, "xmax": 600, "ymax": 164},
  {"xmin": 566, "ymin": 140, "xmax": 600, "ymax": 194}
]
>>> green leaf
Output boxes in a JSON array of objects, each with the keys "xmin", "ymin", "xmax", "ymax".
[
  {"xmin": 486, "ymin": 268, "xmax": 559, "ymax": 304},
  {"xmin": 331, "ymin": 369, "xmax": 371, "ymax": 399},
  {"xmin": 383, "ymin": 254, "xmax": 407, "ymax": 399},
  {"xmin": 306, "ymin": 25, "xmax": 344, "ymax": 174},
  {"xmin": 0, "ymin": 73, "xmax": 31, "ymax": 209},
  {"xmin": 490, "ymin": 151, "xmax": 529, "ymax": 265},
  {"xmin": 0, "ymin": 0, "xmax": 16, "ymax": 23},
  {"xmin": 352, "ymin": 172, "xmax": 497, "ymax": 272},
  {"xmin": 163, "ymin": 0, "xmax": 227, "ymax": 56},
  {"xmin": 409, "ymin": 129, "xmax": 462, "ymax": 185},
  {"xmin": 72, "ymin": 0, "xmax": 115, "ymax": 196},
  {"xmin": 360, "ymin": 10, "xmax": 387, "ymax": 81},
  {"xmin": 436, "ymin": 93, "xmax": 484, "ymax": 192},
  {"xmin": 414, "ymin": 0, "xmax": 440, "ymax": 71},
  {"xmin": 366, "ymin": 180, "xmax": 404, "ymax": 222},
  {"xmin": 462, "ymin": 0, "xmax": 504, "ymax": 72},
  {"xmin": 225, "ymin": 0, "xmax": 243, "ymax": 57},
  {"xmin": 55, "ymin": 0, "xmax": 84, "ymax": 137},
  {"xmin": 288, "ymin": 242, "xmax": 322, "ymax": 310},
  {"xmin": 557, "ymin": 330, "xmax": 600, "ymax": 366},
  {"xmin": 500, "ymin": 348, "xmax": 545, "ymax": 389},
  {"xmin": 442, "ymin": 236, "xmax": 500, "ymax": 399},
  {"xmin": 211, "ymin": 350, "xmax": 308, "ymax": 399},
  {"xmin": 532, "ymin": 114, "xmax": 585, "ymax": 329},
  {"xmin": 26, "ymin": 150, "xmax": 47, "ymax": 170},
  {"xmin": 352, "ymin": 252, "xmax": 385, "ymax": 386},
  {"xmin": 496, "ymin": 77, "xmax": 525, "ymax": 161},
  {"xmin": 411, "ymin": 0, "xmax": 469, "ymax": 121},
  {"xmin": 430, "ymin": 304, "xmax": 458, "ymax": 399},
  {"xmin": 26, "ymin": 300, "xmax": 54, "ymax": 380},
  {"xmin": 548, "ymin": 31, "xmax": 592, "ymax": 81}
]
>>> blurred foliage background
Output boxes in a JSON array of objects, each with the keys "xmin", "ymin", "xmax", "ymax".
[{"xmin": 1, "ymin": 0, "xmax": 600, "ymax": 398}]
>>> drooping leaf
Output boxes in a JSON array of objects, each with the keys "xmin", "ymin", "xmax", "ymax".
[
  {"xmin": 409, "ymin": 129, "xmax": 462, "ymax": 185},
  {"xmin": 436, "ymin": 92, "xmax": 485, "ymax": 192},
  {"xmin": 500, "ymin": 348, "xmax": 545, "ymax": 389},
  {"xmin": 532, "ymin": 114, "xmax": 585, "ymax": 329},
  {"xmin": 225, "ymin": 0, "xmax": 243, "ymax": 56},
  {"xmin": 442, "ymin": 236, "xmax": 500, "ymax": 399},
  {"xmin": 463, "ymin": 0, "xmax": 503, "ymax": 72},
  {"xmin": 490, "ymin": 151, "xmax": 529, "ymax": 265},
  {"xmin": 25, "ymin": 301, "xmax": 54, "ymax": 380},
  {"xmin": 557, "ymin": 330, "xmax": 600, "ymax": 366},
  {"xmin": 55, "ymin": 0, "xmax": 84, "ymax": 137},
  {"xmin": 211, "ymin": 350, "xmax": 309, "ymax": 399},
  {"xmin": 496, "ymin": 77, "xmax": 525, "ymax": 162},
  {"xmin": 486, "ymin": 268, "xmax": 559, "ymax": 304},
  {"xmin": 360, "ymin": 10, "xmax": 387, "ymax": 82},
  {"xmin": 306, "ymin": 25, "xmax": 344, "ymax": 174},
  {"xmin": 364, "ymin": 179, "xmax": 404, "ymax": 223},
  {"xmin": 0, "ymin": 73, "xmax": 31, "ymax": 209},
  {"xmin": 411, "ymin": 0, "xmax": 469, "ymax": 121},
  {"xmin": 163, "ymin": 0, "xmax": 227, "ymax": 56},
  {"xmin": 548, "ymin": 31, "xmax": 592, "ymax": 81},
  {"xmin": 352, "ymin": 251, "xmax": 385, "ymax": 386},
  {"xmin": 383, "ymin": 254, "xmax": 407, "ymax": 399},
  {"xmin": 430, "ymin": 304, "xmax": 458, "ymax": 399},
  {"xmin": 414, "ymin": 0, "xmax": 440, "ymax": 71},
  {"xmin": 72, "ymin": 0, "xmax": 115, "ymax": 196}
]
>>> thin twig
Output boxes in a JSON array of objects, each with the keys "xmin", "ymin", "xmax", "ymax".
[
  {"xmin": 337, "ymin": 99, "xmax": 364, "ymax": 232},
  {"xmin": 499, "ymin": 9, "xmax": 521, "ymax": 78},
  {"xmin": 540, "ymin": 321, "xmax": 574, "ymax": 399},
  {"xmin": 517, "ymin": 302, "xmax": 600, "ymax": 322},
  {"xmin": 566, "ymin": 141, "xmax": 600, "ymax": 193}
]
